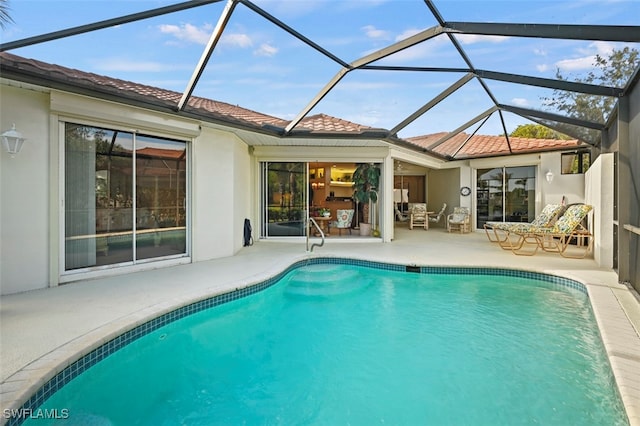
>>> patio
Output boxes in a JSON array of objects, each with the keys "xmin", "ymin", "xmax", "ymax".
[{"xmin": 1, "ymin": 228, "xmax": 639, "ymax": 423}]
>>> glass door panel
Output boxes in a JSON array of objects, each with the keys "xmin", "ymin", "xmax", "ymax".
[
  {"xmin": 135, "ymin": 135, "xmax": 187, "ymax": 260},
  {"xmin": 65, "ymin": 125, "xmax": 134, "ymax": 269},
  {"xmin": 477, "ymin": 166, "xmax": 536, "ymax": 228},
  {"xmin": 263, "ymin": 162, "xmax": 306, "ymax": 237},
  {"xmin": 505, "ymin": 166, "xmax": 535, "ymax": 223},
  {"xmin": 65, "ymin": 123, "xmax": 188, "ymax": 271},
  {"xmin": 477, "ymin": 168, "xmax": 503, "ymax": 228}
]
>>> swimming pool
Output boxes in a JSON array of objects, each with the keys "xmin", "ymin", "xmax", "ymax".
[{"xmin": 17, "ymin": 260, "xmax": 627, "ymax": 425}]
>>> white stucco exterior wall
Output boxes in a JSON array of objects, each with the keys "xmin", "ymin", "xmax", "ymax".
[
  {"xmin": 0, "ymin": 85, "xmax": 50, "ymax": 294},
  {"xmin": 1, "ymin": 82, "xmax": 252, "ymax": 295},
  {"xmin": 540, "ymin": 152, "xmax": 585, "ymax": 206},
  {"xmin": 192, "ymin": 126, "xmax": 250, "ymax": 261},
  {"xmin": 427, "ymin": 168, "xmax": 460, "ymax": 227},
  {"xmin": 585, "ymin": 153, "xmax": 614, "ymax": 268}
]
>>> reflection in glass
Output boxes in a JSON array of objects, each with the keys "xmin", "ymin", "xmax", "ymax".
[
  {"xmin": 135, "ymin": 135, "xmax": 186, "ymax": 260},
  {"xmin": 476, "ymin": 166, "xmax": 535, "ymax": 228},
  {"xmin": 561, "ymin": 151, "xmax": 591, "ymax": 174},
  {"xmin": 263, "ymin": 162, "xmax": 306, "ymax": 237},
  {"xmin": 65, "ymin": 123, "xmax": 187, "ymax": 271}
]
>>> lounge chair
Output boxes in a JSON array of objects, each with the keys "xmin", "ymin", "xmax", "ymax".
[
  {"xmin": 499, "ymin": 204, "xmax": 593, "ymax": 258},
  {"xmin": 447, "ymin": 207, "xmax": 470, "ymax": 233},
  {"xmin": 484, "ymin": 204, "xmax": 564, "ymax": 243},
  {"xmin": 409, "ymin": 203, "xmax": 428, "ymax": 230},
  {"xmin": 428, "ymin": 203, "xmax": 447, "ymax": 226}
]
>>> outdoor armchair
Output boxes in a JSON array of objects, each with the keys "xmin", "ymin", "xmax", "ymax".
[
  {"xmin": 409, "ymin": 203, "xmax": 428, "ymax": 230},
  {"xmin": 428, "ymin": 203, "xmax": 447, "ymax": 226},
  {"xmin": 447, "ymin": 207, "xmax": 470, "ymax": 233},
  {"xmin": 334, "ymin": 209, "xmax": 355, "ymax": 235}
]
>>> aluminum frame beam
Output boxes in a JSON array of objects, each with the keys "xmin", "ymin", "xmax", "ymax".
[
  {"xmin": 424, "ymin": 1, "xmax": 502, "ymax": 110},
  {"xmin": 499, "ymin": 104, "xmax": 604, "ymax": 130},
  {"xmin": 0, "ymin": 0, "xmax": 223, "ymax": 52},
  {"xmin": 428, "ymin": 106, "xmax": 499, "ymax": 150},
  {"xmin": 284, "ymin": 25, "xmax": 446, "ymax": 134},
  {"xmin": 239, "ymin": 0, "xmax": 349, "ymax": 68},
  {"xmin": 525, "ymin": 116, "xmax": 598, "ymax": 146},
  {"xmin": 443, "ymin": 22, "xmax": 640, "ymax": 42},
  {"xmin": 390, "ymin": 73, "xmax": 474, "ymax": 135},
  {"xmin": 475, "ymin": 70, "xmax": 624, "ymax": 97},
  {"xmin": 177, "ymin": 0, "xmax": 237, "ymax": 111}
]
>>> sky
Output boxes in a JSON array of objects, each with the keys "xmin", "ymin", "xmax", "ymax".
[{"xmin": 2, "ymin": 0, "xmax": 639, "ymax": 138}]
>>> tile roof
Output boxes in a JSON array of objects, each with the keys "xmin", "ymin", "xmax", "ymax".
[
  {"xmin": 1, "ymin": 52, "xmax": 582, "ymax": 159},
  {"xmin": 406, "ymin": 132, "xmax": 581, "ymax": 159}
]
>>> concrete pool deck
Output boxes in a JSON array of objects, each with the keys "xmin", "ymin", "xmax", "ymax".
[{"xmin": 1, "ymin": 227, "xmax": 639, "ymax": 424}]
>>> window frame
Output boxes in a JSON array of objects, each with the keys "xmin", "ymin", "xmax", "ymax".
[
  {"xmin": 560, "ymin": 150, "xmax": 591, "ymax": 175},
  {"xmin": 59, "ymin": 119, "xmax": 192, "ymax": 281}
]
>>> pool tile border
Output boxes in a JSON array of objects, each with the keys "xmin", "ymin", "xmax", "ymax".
[{"xmin": 4, "ymin": 258, "xmax": 593, "ymax": 426}]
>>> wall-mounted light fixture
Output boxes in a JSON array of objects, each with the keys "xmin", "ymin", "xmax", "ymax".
[
  {"xmin": 545, "ymin": 170, "xmax": 554, "ymax": 183},
  {"xmin": 1, "ymin": 124, "xmax": 26, "ymax": 157}
]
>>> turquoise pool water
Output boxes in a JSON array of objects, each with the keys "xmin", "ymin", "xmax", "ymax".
[{"xmin": 25, "ymin": 263, "xmax": 627, "ymax": 425}]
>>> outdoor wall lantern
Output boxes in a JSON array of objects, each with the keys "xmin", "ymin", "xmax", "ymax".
[
  {"xmin": 545, "ymin": 170, "xmax": 554, "ymax": 183},
  {"xmin": 1, "ymin": 124, "xmax": 26, "ymax": 157}
]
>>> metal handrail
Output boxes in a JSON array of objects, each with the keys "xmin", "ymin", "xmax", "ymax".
[{"xmin": 307, "ymin": 217, "xmax": 325, "ymax": 252}]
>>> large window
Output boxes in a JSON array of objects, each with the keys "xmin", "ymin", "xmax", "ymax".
[
  {"xmin": 65, "ymin": 123, "xmax": 187, "ymax": 271},
  {"xmin": 476, "ymin": 166, "xmax": 536, "ymax": 228}
]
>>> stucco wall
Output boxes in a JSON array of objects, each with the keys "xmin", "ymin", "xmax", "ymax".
[
  {"xmin": 0, "ymin": 82, "xmax": 252, "ymax": 295},
  {"xmin": 585, "ymin": 153, "xmax": 614, "ymax": 268},
  {"xmin": 192, "ymin": 127, "xmax": 250, "ymax": 260},
  {"xmin": 427, "ymin": 168, "xmax": 460, "ymax": 228},
  {"xmin": 0, "ymin": 85, "xmax": 50, "ymax": 294},
  {"xmin": 539, "ymin": 152, "xmax": 585, "ymax": 206}
]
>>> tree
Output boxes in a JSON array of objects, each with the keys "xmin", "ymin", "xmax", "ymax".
[
  {"xmin": 543, "ymin": 47, "xmax": 639, "ymax": 125},
  {"xmin": 510, "ymin": 124, "xmax": 571, "ymax": 140},
  {"xmin": 0, "ymin": 0, "xmax": 14, "ymax": 29}
]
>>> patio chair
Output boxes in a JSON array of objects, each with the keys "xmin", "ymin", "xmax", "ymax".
[
  {"xmin": 409, "ymin": 203, "xmax": 428, "ymax": 230},
  {"xmin": 394, "ymin": 203, "xmax": 409, "ymax": 222},
  {"xmin": 484, "ymin": 204, "xmax": 564, "ymax": 243},
  {"xmin": 499, "ymin": 204, "xmax": 593, "ymax": 258},
  {"xmin": 334, "ymin": 209, "xmax": 355, "ymax": 235},
  {"xmin": 428, "ymin": 203, "xmax": 447, "ymax": 226},
  {"xmin": 447, "ymin": 207, "xmax": 470, "ymax": 233}
]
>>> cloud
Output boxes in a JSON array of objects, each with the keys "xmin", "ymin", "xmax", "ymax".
[
  {"xmin": 556, "ymin": 56, "xmax": 595, "ymax": 71},
  {"xmin": 555, "ymin": 41, "xmax": 616, "ymax": 72},
  {"xmin": 536, "ymin": 64, "xmax": 549, "ymax": 72},
  {"xmin": 221, "ymin": 33, "xmax": 253, "ymax": 48},
  {"xmin": 158, "ymin": 23, "xmax": 255, "ymax": 50},
  {"xmin": 362, "ymin": 25, "xmax": 390, "ymax": 40},
  {"xmin": 511, "ymin": 98, "xmax": 529, "ymax": 107},
  {"xmin": 254, "ymin": 43, "xmax": 278, "ymax": 57},
  {"xmin": 455, "ymin": 34, "xmax": 509, "ymax": 45},
  {"xmin": 158, "ymin": 23, "xmax": 213, "ymax": 45}
]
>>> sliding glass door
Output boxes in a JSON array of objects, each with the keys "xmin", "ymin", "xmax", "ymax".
[
  {"xmin": 261, "ymin": 162, "xmax": 307, "ymax": 237},
  {"xmin": 64, "ymin": 123, "xmax": 187, "ymax": 271},
  {"xmin": 476, "ymin": 166, "xmax": 536, "ymax": 228}
]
